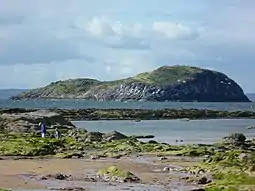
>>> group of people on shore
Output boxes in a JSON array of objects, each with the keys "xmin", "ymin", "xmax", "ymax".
[{"xmin": 39, "ymin": 122, "xmax": 61, "ymax": 139}]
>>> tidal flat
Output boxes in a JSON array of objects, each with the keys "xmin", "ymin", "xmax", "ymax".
[
  {"xmin": 0, "ymin": 130, "xmax": 255, "ymax": 191},
  {"xmin": 0, "ymin": 108, "xmax": 255, "ymax": 191}
]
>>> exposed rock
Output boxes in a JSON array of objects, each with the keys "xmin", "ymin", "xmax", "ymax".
[
  {"xmin": 163, "ymin": 167, "xmax": 170, "ymax": 172},
  {"xmin": 248, "ymin": 165, "xmax": 255, "ymax": 172},
  {"xmin": 197, "ymin": 169, "xmax": 206, "ymax": 175},
  {"xmin": 97, "ymin": 166, "xmax": 140, "ymax": 183},
  {"xmin": 214, "ymin": 146, "xmax": 228, "ymax": 152},
  {"xmin": 197, "ymin": 177, "xmax": 211, "ymax": 185},
  {"xmin": 163, "ymin": 167, "xmax": 174, "ymax": 172},
  {"xmin": 160, "ymin": 156, "xmax": 168, "ymax": 161},
  {"xmin": 0, "ymin": 110, "xmax": 75, "ymax": 132},
  {"xmin": 90, "ymin": 155, "xmax": 100, "ymax": 160},
  {"xmin": 148, "ymin": 140, "xmax": 158, "ymax": 144},
  {"xmin": 238, "ymin": 153, "xmax": 252, "ymax": 162},
  {"xmin": 67, "ymin": 129, "xmax": 88, "ymax": 138},
  {"xmin": 85, "ymin": 132, "xmax": 103, "ymax": 142},
  {"xmin": 102, "ymin": 131, "xmax": 128, "ymax": 141},
  {"xmin": 46, "ymin": 108, "xmax": 255, "ymax": 121},
  {"xmin": 40, "ymin": 173, "xmax": 70, "ymax": 180},
  {"xmin": 132, "ymin": 135, "xmax": 155, "ymax": 139},
  {"xmin": 247, "ymin": 125, "xmax": 255, "ymax": 129},
  {"xmin": 222, "ymin": 133, "xmax": 246, "ymax": 145},
  {"xmin": 11, "ymin": 65, "xmax": 250, "ymax": 102}
]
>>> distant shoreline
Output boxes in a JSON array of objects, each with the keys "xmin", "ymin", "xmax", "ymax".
[{"xmin": 1, "ymin": 108, "xmax": 255, "ymax": 121}]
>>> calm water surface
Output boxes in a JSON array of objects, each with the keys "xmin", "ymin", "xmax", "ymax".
[
  {"xmin": 73, "ymin": 119, "xmax": 255, "ymax": 144},
  {"xmin": 0, "ymin": 99, "xmax": 255, "ymax": 111}
]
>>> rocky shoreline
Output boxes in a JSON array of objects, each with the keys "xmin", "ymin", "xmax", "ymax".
[
  {"xmin": 0, "ymin": 108, "xmax": 255, "ymax": 191},
  {"xmin": 0, "ymin": 129, "xmax": 255, "ymax": 190},
  {"xmin": 1, "ymin": 108, "xmax": 255, "ymax": 121}
]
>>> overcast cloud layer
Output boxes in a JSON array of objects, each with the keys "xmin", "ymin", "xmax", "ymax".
[{"xmin": 0, "ymin": 0, "xmax": 254, "ymax": 92}]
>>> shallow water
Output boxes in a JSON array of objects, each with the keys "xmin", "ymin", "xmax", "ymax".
[
  {"xmin": 73, "ymin": 119, "xmax": 255, "ymax": 144},
  {"xmin": 1, "ymin": 99, "xmax": 255, "ymax": 111}
]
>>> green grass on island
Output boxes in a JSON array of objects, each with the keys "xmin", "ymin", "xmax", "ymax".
[{"xmin": 12, "ymin": 65, "xmax": 208, "ymax": 97}]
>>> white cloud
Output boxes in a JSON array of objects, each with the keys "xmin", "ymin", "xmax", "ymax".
[
  {"xmin": 0, "ymin": 1, "xmax": 255, "ymax": 92},
  {"xmin": 81, "ymin": 16, "xmax": 199, "ymax": 51},
  {"xmin": 152, "ymin": 21, "xmax": 199, "ymax": 40},
  {"xmin": 84, "ymin": 16, "xmax": 199, "ymax": 41},
  {"xmin": 86, "ymin": 17, "xmax": 115, "ymax": 37}
]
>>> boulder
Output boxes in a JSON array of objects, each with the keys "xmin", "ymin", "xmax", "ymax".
[
  {"xmin": 222, "ymin": 133, "xmax": 246, "ymax": 144},
  {"xmin": 102, "ymin": 131, "xmax": 128, "ymax": 141},
  {"xmin": 0, "ymin": 110, "xmax": 75, "ymax": 132},
  {"xmin": 40, "ymin": 173, "xmax": 70, "ymax": 180},
  {"xmin": 97, "ymin": 166, "xmax": 140, "ymax": 183},
  {"xmin": 132, "ymin": 135, "xmax": 155, "ymax": 139},
  {"xmin": 85, "ymin": 132, "xmax": 103, "ymax": 142},
  {"xmin": 247, "ymin": 125, "xmax": 255, "ymax": 129},
  {"xmin": 238, "ymin": 153, "xmax": 252, "ymax": 162},
  {"xmin": 197, "ymin": 177, "xmax": 211, "ymax": 185}
]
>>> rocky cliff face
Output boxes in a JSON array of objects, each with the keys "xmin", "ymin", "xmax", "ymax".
[{"xmin": 10, "ymin": 65, "xmax": 250, "ymax": 102}]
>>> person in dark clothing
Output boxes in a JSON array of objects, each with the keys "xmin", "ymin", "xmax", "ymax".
[{"xmin": 39, "ymin": 122, "xmax": 47, "ymax": 138}]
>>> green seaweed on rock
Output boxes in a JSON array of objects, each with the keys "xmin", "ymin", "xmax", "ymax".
[{"xmin": 97, "ymin": 166, "xmax": 140, "ymax": 182}]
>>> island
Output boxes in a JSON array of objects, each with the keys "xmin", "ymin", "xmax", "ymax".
[{"xmin": 10, "ymin": 65, "xmax": 250, "ymax": 102}]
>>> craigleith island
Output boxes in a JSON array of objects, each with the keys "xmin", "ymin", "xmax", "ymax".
[
  {"xmin": 1, "ymin": 65, "xmax": 255, "ymax": 191},
  {"xmin": 11, "ymin": 66, "xmax": 250, "ymax": 102}
]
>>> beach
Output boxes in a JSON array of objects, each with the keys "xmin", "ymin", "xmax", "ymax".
[
  {"xmin": 0, "ymin": 107, "xmax": 255, "ymax": 191},
  {"xmin": 0, "ymin": 156, "xmax": 200, "ymax": 191}
]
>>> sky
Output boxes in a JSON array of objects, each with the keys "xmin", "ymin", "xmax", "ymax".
[{"xmin": 0, "ymin": 0, "xmax": 255, "ymax": 92}]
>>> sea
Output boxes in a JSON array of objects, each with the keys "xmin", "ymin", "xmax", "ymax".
[
  {"xmin": 1, "ymin": 98, "xmax": 255, "ymax": 144},
  {"xmin": 1, "ymin": 99, "xmax": 255, "ymax": 111}
]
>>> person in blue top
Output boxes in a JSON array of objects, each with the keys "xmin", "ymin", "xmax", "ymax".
[{"xmin": 39, "ymin": 122, "xmax": 47, "ymax": 138}]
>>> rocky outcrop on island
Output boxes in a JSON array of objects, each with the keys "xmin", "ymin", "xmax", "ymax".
[{"xmin": 10, "ymin": 65, "xmax": 250, "ymax": 102}]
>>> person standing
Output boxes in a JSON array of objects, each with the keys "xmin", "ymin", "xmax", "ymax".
[
  {"xmin": 55, "ymin": 128, "xmax": 61, "ymax": 139},
  {"xmin": 39, "ymin": 122, "xmax": 47, "ymax": 138}
]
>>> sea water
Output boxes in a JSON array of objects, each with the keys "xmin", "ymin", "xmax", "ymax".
[
  {"xmin": 73, "ymin": 119, "xmax": 255, "ymax": 144},
  {"xmin": 0, "ymin": 99, "xmax": 255, "ymax": 111}
]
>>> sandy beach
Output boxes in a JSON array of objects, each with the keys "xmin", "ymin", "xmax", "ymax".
[{"xmin": 0, "ymin": 155, "xmax": 200, "ymax": 190}]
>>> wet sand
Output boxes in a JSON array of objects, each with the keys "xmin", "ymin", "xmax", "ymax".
[{"xmin": 0, "ymin": 156, "xmax": 200, "ymax": 190}]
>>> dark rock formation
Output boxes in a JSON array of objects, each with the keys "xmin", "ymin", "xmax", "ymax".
[
  {"xmin": 0, "ymin": 110, "xmax": 75, "ymax": 132},
  {"xmin": 2, "ymin": 108, "xmax": 255, "ymax": 122},
  {"xmin": 102, "ymin": 131, "xmax": 128, "ymax": 141},
  {"xmin": 40, "ymin": 173, "xmax": 71, "ymax": 180},
  {"xmin": 222, "ymin": 133, "xmax": 246, "ymax": 145},
  {"xmin": 10, "ymin": 65, "xmax": 250, "ymax": 102},
  {"xmin": 53, "ymin": 108, "xmax": 255, "ymax": 121}
]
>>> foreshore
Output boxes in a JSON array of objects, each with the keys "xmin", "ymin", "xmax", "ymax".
[
  {"xmin": 0, "ymin": 108, "xmax": 255, "ymax": 191},
  {"xmin": 1, "ymin": 108, "xmax": 255, "ymax": 121}
]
